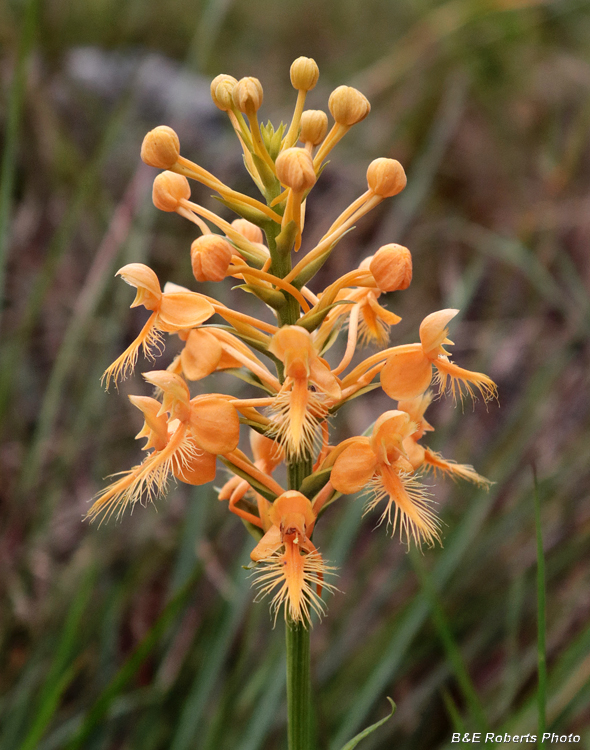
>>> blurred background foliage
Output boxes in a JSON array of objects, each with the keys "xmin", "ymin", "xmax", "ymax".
[{"xmin": 1, "ymin": 0, "xmax": 590, "ymax": 747}]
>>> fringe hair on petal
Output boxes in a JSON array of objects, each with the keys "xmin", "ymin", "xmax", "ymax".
[
  {"xmin": 102, "ymin": 312, "xmax": 165, "ymax": 389},
  {"xmin": 87, "ymin": 424, "xmax": 200, "ymax": 524},
  {"xmin": 251, "ymin": 548, "xmax": 336, "ymax": 627},
  {"xmin": 364, "ymin": 466, "xmax": 441, "ymax": 549},
  {"xmin": 433, "ymin": 357, "xmax": 498, "ymax": 405}
]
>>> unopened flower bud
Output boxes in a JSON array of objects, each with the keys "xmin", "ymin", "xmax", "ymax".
[
  {"xmin": 191, "ymin": 235, "xmax": 233, "ymax": 282},
  {"xmin": 275, "ymin": 148, "xmax": 316, "ymax": 192},
  {"xmin": 152, "ymin": 171, "xmax": 190, "ymax": 212},
  {"xmin": 290, "ymin": 57, "xmax": 319, "ymax": 91},
  {"xmin": 141, "ymin": 126, "xmax": 180, "ymax": 169},
  {"xmin": 369, "ymin": 244, "xmax": 413, "ymax": 292},
  {"xmin": 366, "ymin": 158, "xmax": 407, "ymax": 197},
  {"xmin": 231, "ymin": 218, "xmax": 263, "ymax": 244},
  {"xmin": 328, "ymin": 85, "xmax": 371, "ymax": 126},
  {"xmin": 233, "ymin": 77, "xmax": 263, "ymax": 115},
  {"xmin": 210, "ymin": 74, "xmax": 238, "ymax": 111},
  {"xmin": 300, "ymin": 110, "xmax": 328, "ymax": 145}
]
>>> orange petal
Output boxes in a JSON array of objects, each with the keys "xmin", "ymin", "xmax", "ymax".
[
  {"xmin": 419, "ymin": 309, "xmax": 458, "ymax": 356},
  {"xmin": 380, "ymin": 347, "xmax": 432, "ymax": 400},
  {"xmin": 251, "ymin": 431, "xmax": 283, "ymax": 471},
  {"xmin": 370, "ymin": 410, "xmax": 415, "ymax": 462},
  {"xmin": 331, "ymin": 440, "xmax": 378, "ymax": 494},
  {"xmin": 269, "ymin": 491, "xmax": 316, "ymax": 533},
  {"xmin": 180, "ymin": 329, "xmax": 223, "ymax": 380},
  {"xmin": 117, "ymin": 263, "xmax": 162, "ymax": 305},
  {"xmin": 403, "ymin": 437, "xmax": 425, "ymax": 470},
  {"xmin": 143, "ymin": 370, "xmax": 190, "ymax": 420},
  {"xmin": 268, "ymin": 325, "xmax": 312, "ymax": 363},
  {"xmin": 251, "ymin": 525, "xmax": 282, "ymax": 561},
  {"xmin": 157, "ymin": 292, "xmax": 215, "ymax": 331},
  {"xmin": 190, "ymin": 396, "xmax": 240, "ymax": 454},
  {"xmin": 129, "ymin": 395, "xmax": 169, "ymax": 451},
  {"xmin": 309, "ymin": 357, "xmax": 341, "ymax": 400},
  {"xmin": 367, "ymin": 295, "xmax": 401, "ymax": 326},
  {"xmin": 173, "ymin": 445, "xmax": 217, "ymax": 485}
]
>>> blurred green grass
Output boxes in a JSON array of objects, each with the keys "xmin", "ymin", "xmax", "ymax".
[{"xmin": 1, "ymin": 0, "xmax": 590, "ymax": 748}]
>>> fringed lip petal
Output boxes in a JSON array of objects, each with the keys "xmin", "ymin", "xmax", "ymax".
[
  {"xmin": 372, "ymin": 464, "xmax": 441, "ymax": 548},
  {"xmin": 433, "ymin": 357, "xmax": 498, "ymax": 403},
  {"xmin": 157, "ymin": 292, "xmax": 215, "ymax": 330},
  {"xmin": 380, "ymin": 346, "xmax": 432, "ymax": 400}
]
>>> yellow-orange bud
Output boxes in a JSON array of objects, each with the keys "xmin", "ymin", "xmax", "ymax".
[
  {"xmin": 233, "ymin": 77, "xmax": 263, "ymax": 115},
  {"xmin": 367, "ymin": 158, "xmax": 407, "ymax": 197},
  {"xmin": 231, "ymin": 218, "xmax": 264, "ymax": 244},
  {"xmin": 369, "ymin": 244, "xmax": 413, "ymax": 292},
  {"xmin": 328, "ymin": 85, "xmax": 371, "ymax": 126},
  {"xmin": 191, "ymin": 234, "xmax": 233, "ymax": 283},
  {"xmin": 290, "ymin": 57, "xmax": 319, "ymax": 91},
  {"xmin": 300, "ymin": 110, "xmax": 328, "ymax": 145},
  {"xmin": 210, "ymin": 74, "xmax": 238, "ymax": 111},
  {"xmin": 141, "ymin": 126, "xmax": 180, "ymax": 169},
  {"xmin": 275, "ymin": 148, "xmax": 316, "ymax": 192},
  {"xmin": 152, "ymin": 171, "xmax": 191, "ymax": 212}
]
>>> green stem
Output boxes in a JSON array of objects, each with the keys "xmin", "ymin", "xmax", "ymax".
[
  {"xmin": 266, "ymin": 210, "xmax": 314, "ymax": 750},
  {"xmin": 286, "ymin": 618, "xmax": 312, "ymax": 750}
]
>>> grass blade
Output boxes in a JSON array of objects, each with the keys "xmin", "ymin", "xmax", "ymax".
[
  {"xmin": 339, "ymin": 698, "xmax": 395, "ymax": 750},
  {"xmin": 533, "ymin": 467, "xmax": 547, "ymax": 745},
  {"xmin": 0, "ymin": 0, "xmax": 39, "ymax": 326},
  {"xmin": 411, "ymin": 548, "xmax": 488, "ymax": 731},
  {"xmin": 65, "ymin": 567, "xmax": 201, "ymax": 749}
]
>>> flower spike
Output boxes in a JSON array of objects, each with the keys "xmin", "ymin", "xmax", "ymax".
[{"xmin": 93, "ymin": 57, "xmax": 498, "ymax": 641}]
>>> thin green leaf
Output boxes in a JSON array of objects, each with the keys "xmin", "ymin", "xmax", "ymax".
[
  {"xmin": 339, "ymin": 698, "xmax": 396, "ymax": 750},
  {"xmin": 299, "ymin": 468, "xmax": 333, "ymax": 500},
  {"xmin": 297, "ymin": 300, "xmax": 354, "ymax": 332}
]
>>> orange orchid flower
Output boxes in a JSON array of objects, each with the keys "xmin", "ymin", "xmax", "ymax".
[
  {"xmin": 380, "ymin": 309, "xmax": 497, "ymax": 403},
  {"xmin": 250, "ymin": 491, "xmax": 334, "ymax": 625},
  {"xmin": 318, "ymin": 285, "xmax": 401, "ymax": 351},
  {"xmin": 268, "ymin": 326, "xmax": 341, "ymax": 458},
  {"xmin": 398, "ymin": 392, "xmax": 492, "ymax": 488},
  {"xmin": 328, "ymin": 410, "xmax": 441, "ymax": 547},
  {"xmin": 103, "ymin": 264, "xmax": 214, "ymax": 388},
  {"xmin": 87, "ymin": 372, "xmax": 239, "ymax": 522}
]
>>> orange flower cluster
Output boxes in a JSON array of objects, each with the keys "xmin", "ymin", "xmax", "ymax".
[{"xmin": 91, "ymin": 57, "xmax": 497, "ymax": 625}]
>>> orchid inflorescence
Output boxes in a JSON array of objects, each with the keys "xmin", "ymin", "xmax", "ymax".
[{"xmin": 90, "ymin": 57, "xmax": 497, "ymax": 626}]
